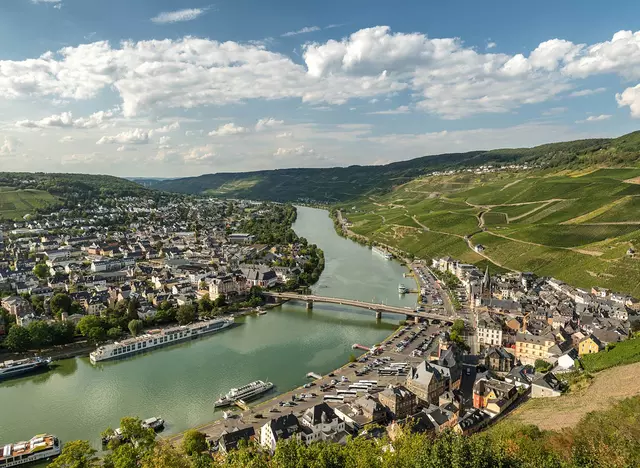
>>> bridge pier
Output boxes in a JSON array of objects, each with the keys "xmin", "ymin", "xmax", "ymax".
[
  {"xmin": 375, "ymin": 310, "xmax": 382, "ymax": 320},
  {"xmin": 306, "ymin": 300, "xmax": 313, "ymax": 311}
]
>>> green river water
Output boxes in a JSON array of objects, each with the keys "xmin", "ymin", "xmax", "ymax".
[{"xmin": 0, "ymin": 206, "xmax": 416, "ymax": 450}]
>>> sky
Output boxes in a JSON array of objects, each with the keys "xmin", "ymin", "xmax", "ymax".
[{"xmin": 1, "ymin": 0, "xmax": 640, "ymax": 177}]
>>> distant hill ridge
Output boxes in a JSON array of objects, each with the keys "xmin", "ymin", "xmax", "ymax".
[{"xmin": 149, "ymin": 130, "xmax": 640, "ymax": 202}]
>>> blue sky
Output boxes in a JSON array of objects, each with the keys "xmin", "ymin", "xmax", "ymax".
[{"xmin": 1, "ymin": 0, "xmax": 640, "ymax": 177}]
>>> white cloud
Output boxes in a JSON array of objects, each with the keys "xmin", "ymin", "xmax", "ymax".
[
  {"xmin": 276, "ymin": 132, "xmax": 293, "ymax": 138},
  {"xmin": 31, "ymin": 0, "xmax": 61, "ymax": 3},
  {"xmin": 616, "ymin": 84, "xmax": 640, "ymax": 117},
  {"xmin": 282, "ymin": 26, "xmax": 321, "ymax": 37},
  {"xmin": 367, "ymin": 105, "xmax": 410, "ymax": 115},
  {"xmin": 209, "ymin": 123, "xmax": 249, "ymax": 136},
  {"xmin": 158, "ymin": 136, "xmax": 171, "ymax": 145},
  {"xmin": 59, "ymin": 136, "xmax": 74, "ymax": 143},
  {"xmin": 16, "ymin": 109, "xmax": 117, "ymax": 129},
  {"xmin": 151, "ymin": 122, "xmax": 180, "ymax": 134},
  {"xmin": 96, "ymin": 128, "xmax": 150, "ymax": 145},
  {"xmin": 569, "ymin": 87, "xmax": 607, "ymax": 97},
  {"xmin": 0, "ymin": 136, "xmax": 21, "ymax": 156},
  {"xmin": 274, "ymin": 145, "xmax": 315, "ymax": 156},
  {"xmin": 151, "ymin": 8, "xmax": 206, "ymax": 24},
  {"xmin": 575, "ymin": 114, "xmax": 612, "ymax": 123},
  {"xmin": 1, "ymin": 27, "xmax": 640, "ymax": 122},
  {"xmin": 255, "ymin": 118, "xmax": 284, "ymax": 131},
  {"xmin": 183, "ymin": 144, "xmax": 216, "ymax": 163},
  {"xmin": 53, "ymin": 3, "xmax": 61, "ymax": 9},
  {"xmin": 562, "ymin": 30, "xmax": 640, "ymax": 79},
  {"xmin": 486, "ymin": 42, "xmax": 496, "ymax": 50}
]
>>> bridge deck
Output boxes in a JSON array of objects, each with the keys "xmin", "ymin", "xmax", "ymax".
[{"xmin": 264, "ymin": 292, "xmax": 460, "ymax": 322}]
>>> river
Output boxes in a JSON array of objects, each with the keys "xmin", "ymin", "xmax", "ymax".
[{"xmin": 0, "ymin": 206, "xmax": 416, "ymax": 449}]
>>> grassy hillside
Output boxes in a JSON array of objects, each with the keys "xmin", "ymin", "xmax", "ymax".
[
  {"xmin": 0, "ymin": 188, "xmax": 58, "ymax": 220},
  {"xmin": 339, "ymin": 167, "xmax": 640, "ymax": 295},
  {"xmin": 150, "ymin": 130, "xmax": 640, "ymax": 202},
  {"xmin": 0, "ymin": 173, "xmax": 151, "ymax": 220}
]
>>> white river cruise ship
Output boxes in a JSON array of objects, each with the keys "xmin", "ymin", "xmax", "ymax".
[
  {"xmin": 90, "ymin": 317, "xmax": 234, "ymax": 364},
  {"xmin": 1, "ymin": 434, "xmax": 61, "ymax": 467},
  {"xmin": 215, "ymin": 380, "xmax": 274, "ymax": 407}
]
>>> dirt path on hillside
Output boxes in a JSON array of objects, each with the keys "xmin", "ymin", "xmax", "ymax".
[{"xmin": 508, "ymin": 362, "xmax": 640, "ymax": 430}]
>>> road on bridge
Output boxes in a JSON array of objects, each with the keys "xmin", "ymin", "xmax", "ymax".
[{"xmin": 264, "ymin": 292, "xmax": 465, "ymax": 323}]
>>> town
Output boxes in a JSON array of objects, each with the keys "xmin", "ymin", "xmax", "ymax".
[
  {"xmin": 0, "ymin": 197, "xmax": 638, "ymax": 464},
  {"xmin": 0, "ymin": 197, "xmax": 323, "ymax": 355}
]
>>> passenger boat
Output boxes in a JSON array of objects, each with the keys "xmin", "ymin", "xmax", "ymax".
[
  {"xmin": 0, "ymin": 357, "xmax": 51, "ymax": 381},
  {"xmin": 1, "ymin": 434, "xmax": 61, "ymax": 467},
  {"xmin": 90, "ymin": 317, "xmax": 234, "ymax": 363},
  {"xmin": 372, "ymin": 246, "xmax": 392, "ymax": 260},
  {"xmin": 214, "ymin": 380, "xmax": 274, "ymax": 407},
  {"xmin": 398, "ymin": 284, "xmax": 409, "ymax": 294}
]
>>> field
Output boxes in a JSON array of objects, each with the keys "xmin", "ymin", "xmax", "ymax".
[
  {"xmin": 340, "ymin": 168, "xmax": 640, "ymax": 295},
  {"xmin": 0, "ymin": 188, "xmax": 57, "ymax": 220}
]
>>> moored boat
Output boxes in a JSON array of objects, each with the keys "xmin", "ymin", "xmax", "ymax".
[
  {"xmin": 215, "ymin": 380, "xmax": 274, "ymax": 407},
  {"xmin": 90, "ymin": 317, "xmax": 234, "ymax": 364},
  {"xmin": 0, "ymin": 434, "xmax": 61, "ymax": 467},
  {"xmin": 0, "ymin": 357, "xmax": 51, "ymax": 381},
  {"xmin": 398, "ymin": 284, "xmax": 409, "ymax": 294}
]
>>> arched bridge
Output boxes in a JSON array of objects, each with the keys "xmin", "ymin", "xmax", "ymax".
[{"xmin": 264, "ymin": 292, "xmax": 462, "ymax": 322}]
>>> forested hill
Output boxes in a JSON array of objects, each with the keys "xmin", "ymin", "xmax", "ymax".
[
  {"xmin": 149, "ymin": 130, "xmax": 640, "ymax": 202},
  {"xmin": 0, "ymin": 172, "xmax": 149, "ymax": 198}
]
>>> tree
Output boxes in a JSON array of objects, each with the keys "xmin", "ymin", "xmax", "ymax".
[
  {"xmin": 4, "ymin": 325, "xmax": 32, "ymax": 352},
  {"xmin": 181, "ymin": 429, "xmax": 207, "ymax": 456},
  {"xmin": 535, "ymin": 359, "xmax": 552, "ymax": 373},
  {"xmin": 128, "ymin": 319, "xmax": 143, "ymax": 337},
  {"xmin": 213, "ymin": 294, "xmax": 226, "ymax": 309},
  {"xmin": 26, "ymin": 320, "xmax": 53, "ymax": 349},
  {"xmin": 198, "ymin": 294, "xmax": 213, "ymax": 314},
  {"xmin": 176, "ymin": 304, "xmax": 196, "ymax": 325},
  {"xmin": 33, "ymin": 263, "xmax": 49, "ymax": 280},
  {"xmin": 107, "ymin": 327, "xmax": 123, "ymax": 340},
  {"xmin": 127, "ymin": 298, "xmax": 140, "ymax": 320},
  {"xmin": 141, "ymin": 443, "xmax": 191, "ymax": 468},
  {"xmin": 77, "ymin": 315, "xmax": 104, "ymax": 337},
  {"xmin": 87, "ymin": 326, "xmax": 107, "ymax": 345},
  {"xmin": 50, "ymin": 293, "xmax": 72, "ymax": 318},
  {"xmin": 48, "ymin": 440, "xmax": 99, "ymax": 468}
]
